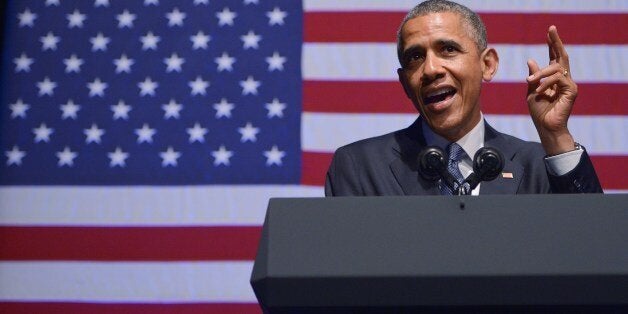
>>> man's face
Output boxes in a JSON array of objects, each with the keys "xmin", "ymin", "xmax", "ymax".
[{"xmin": 397, "ymin": 12, "xmax": 496, "ymax": 141}]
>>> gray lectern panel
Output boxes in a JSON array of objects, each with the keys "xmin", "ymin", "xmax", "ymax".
[{"xmin": 251, "ymin": 194, "xmax": 628, "ymax": 312}]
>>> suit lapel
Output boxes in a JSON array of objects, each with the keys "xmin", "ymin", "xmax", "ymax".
[
  {"xmin": 389, "ymin": 118, "xmax": 440, "ymax": 195},
  {"xmin": 480, "ymin": 123, "xmax": 523, "ymax": 194}
]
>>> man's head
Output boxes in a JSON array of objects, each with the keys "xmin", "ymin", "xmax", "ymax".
[{"xmin": 396, "ymin": 0, "xmax": 498, "ymax": 141}]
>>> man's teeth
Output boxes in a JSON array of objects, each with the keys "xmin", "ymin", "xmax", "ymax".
[
  {"xmin": 426, "ymin": 88, "xmax": 455, "ymax": 98},
  {"xmin": 424, "ymin": 88, "xmax": 455, "ymax": 104}
]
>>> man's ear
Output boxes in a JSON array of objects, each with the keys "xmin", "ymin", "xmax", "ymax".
[
  {"xmin": 397, "ymin": 68, "xmax": 412, "ymax": 99},
  {"xmin": 480, "ymin": 47, "xmax": 499, "ymax": 82}
]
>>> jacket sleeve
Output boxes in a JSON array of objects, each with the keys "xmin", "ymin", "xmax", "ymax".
[{"xmin": 547, "ymin": 148, "xmax": 603, "ymax": 193}]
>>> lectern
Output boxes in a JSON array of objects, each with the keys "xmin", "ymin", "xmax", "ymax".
[{"xmin": 251, "ymin": 194, "xmax": 628, "ymax": 313}]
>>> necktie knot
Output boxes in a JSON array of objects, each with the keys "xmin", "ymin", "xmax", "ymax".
[{"xmin": 447, "ymin": 142, "xmax": 466, "ymax": 163}]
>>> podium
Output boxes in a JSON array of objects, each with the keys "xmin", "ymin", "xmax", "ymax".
[{"xmin": 250, "ymin": 194, "xmax": 628, "ymax": 313}]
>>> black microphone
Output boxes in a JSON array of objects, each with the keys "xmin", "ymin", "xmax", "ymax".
[
  {"xmin": 464, "ymin": 147, "xmax": 505, "ymax": 191},
  {"xmin": 418, "ymin": 146, "xmax": 460, "ymax": 193}
]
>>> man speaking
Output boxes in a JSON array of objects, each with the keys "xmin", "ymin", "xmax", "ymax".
[{"xmin": 325, "ymin": 0, "xmax": 602, "ymax": 196}]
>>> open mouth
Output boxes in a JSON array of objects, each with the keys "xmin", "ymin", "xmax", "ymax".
[{"xmin": 422, "ymin": 87, "xmax": 457, "ymax": 106}]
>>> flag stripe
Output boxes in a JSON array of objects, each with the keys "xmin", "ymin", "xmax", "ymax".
[
  {"xmin": 0, "ymin": 303, "xmax": 261, "ymax": 314},
  {"xmin": 0, "ymin": 261, "xmax": 257, "ymax": 302},
  {"xmin": 305, "ymin": 12, "xmax": 628, "ymax": 44},
  {"xmin": 302, "ymin": 113, "xmax": 628, "ymax": 155},
  {"xmin": 303, "ymin": 0, "xmax": 628, "ymax": 13},
  {"xmin": 303, "ymin": 43, "xmax": 628, "ymax": 82},
  {"xmin": 0, "ymin": 186, "xmax": 322, "ymax": 226},
  {"xmin": 0, "ymin": 226, "xmax": 261, "ymax": 261},
  {"xmin": 304, "ymin": 81, "xmax": 628, "ymax": 115}
]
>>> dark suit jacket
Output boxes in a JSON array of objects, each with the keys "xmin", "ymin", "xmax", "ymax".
[{"xmin": 325, "ymin": 118, "xmax": 602, "ymax": 196}]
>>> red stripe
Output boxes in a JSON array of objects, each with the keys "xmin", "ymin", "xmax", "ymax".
[
  {"xmin": 0, "ymin": 226, "xmax": 261, "ymax": 261},
  {"xmin": 301, "ymin": 151, "xmax": 332, "ymax": 186},
  {"xmin": 303, "ymin": 81, "xmax": 627, "ymax": 115},
  {"xmin": 302, "ymin": 152, "xmax": 627, "ymax": 190},
  {"xmin": 304, "ymin": 12, "xmax": 628, "ymax": 44},
  {"xmin": 591, "ymin": 156, "xmax": 628, "ymax": 191},
  {"xmin": 0, "ymin": 302, "xmax": 260, "ymax": 314}
]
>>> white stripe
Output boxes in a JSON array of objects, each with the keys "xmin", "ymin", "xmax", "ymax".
[
  {"xmin": 605, "ymin": 190, "xmax": 628, "ymax": 194},
  {"xmin": 302, "ymin": 112, "xmax": 628, "ymax": 155},
  {"xmin": 303, "ymin": 43, "xmax": 628, "ymax": 83},
  {"xmin": 304, "ymin": 0, "xmax": 628, "ymax": 13},
  {"xmin": 0, "ymin": 261, "xmax": 256, "ymax": 303},
  {"xmin": 0, "ymin": 185, "xmax": 323, "ymax": 226}
]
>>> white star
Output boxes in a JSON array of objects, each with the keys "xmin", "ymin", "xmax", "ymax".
[
  {"xmin": 94, "ymin": 0, "xmax": 110, "ymax": 7},
  {"xmin": 194, "ymin": 0, "xmax": 209, "ymax": 5},
  {"xmin": 244, "ymin": 0, "xmax": 259, "ymax": 4},
  {"xmin": 190, "ymin": 31, "xmax": 211, "ymax": 50},
  {"xmin": 264, "ymin": 145, "xmax": 286, "ymax": 166},
  {"xmin": 63, "ymin": 54, "xmax": 84, "ymax": 73},
  {"xmin": 166, "ymin": 8, "xmax": 186, "ymax": 27},
  {"xmin": 216, "ymin": 7, "xmax": 237, "ymax": 26},
  {"xmin": 37, "ymin": 77, "xmax": 57, "ymax": 96},
  {"xmin": 266, "ymin": 98, "xmax": 286, "ymax": 118},
  {"xmin": 213, "ymin": 98, "xmax": 234, "ymax": 118},
  {"xmin": 186, "ymin": 122, "xmax": 208, "ymax": 143},
  {"xmin": 5, "ymin": 146, "xmax": 26, "ymax": 166},
  {"xmin": 66, "ymin": 9, "xmax": 87, "ymax": 28},
  {"xmin": 90, "ymin": 33, "xmax": 110, "ymax": 51},
  {"xmin": 164, "ymin": 53, "xmax": 185, "ymax": 72},
  {"xmin": 135, "ymin": 123, "xmax": 156, "ymax": 143},
  {"xmin": 266, "ymin": 51, "xmax": 286, "ymax": 71},
  {"xmin": 40, "ymin": 32, "xmax": 60, "ymax": 51},
  {"xmin": 138, "ymin": 77, "xmax": 158, "ymax": 96},
  {"xmin": 114, "ymin": 54, "xmax": 134, "ymax": 73},
  {"xmin": 212, "ymin": 145, "xmax": 233, "ymax": 166},
  {"xmin": 108, "ymin": 147, "xmax": 129, "ymax": 167},
  {"xmin": 140, "ymin": 31, "xmax": 160, "ymax": 50},
  {"xmin": 160, "ymin": 147, "xmax": 181, "ymax": 167},
  {"xmin": 14, "ymin": 53, "xmax": 34, "ymax": 73},
  {"xmin": 111, "ymin": 100, "xmax": 132, "ymax": 120},
  {"xmin": 60, "ymin": 99, "xmax": 81, "ymax": 119},
  {"xmin": 162, "ymin": 99, "xmax": 182, "ymax": 119},
  {"xmin": 45, "ymin": 0, "xmax": 60, "ymax": 6},
  {"xmin": 189, "ymin": 76, "xmax": 209, "ymax": 96},
  {"xmin": 57, "ymin": 147, "xmax": 78, "ymax": 167},
  {"xmin": 116, "ymin": 10, "xmax": 136, "ymax": 28},
  {"xmin": 84, "ymin": 124, "xmax": 105, "ymax": 144},
  {"xmin": 10, "ymin": 99, "xmax": 30, "ymax": 119},
  {"xmin": 87, "ymin": 78, "xmax": 108, "ymax": 97},
  {"xmin": 240, "ymin": 76, "xmax": 261, "ymax": 95},
  {"xmin": 144, "ymin": 0, "xmax": 159, "ymax": 5},
  {"xmin": 33, "ymin": 123, "xmax": 54, "ymax": 143},
  {"xmin": 238, "ymin": 122, "xmax": 260, "ymax": 143},
  {"xmin": 267, "ymin": 7, "xmax": 287, "ymax": 26},
  {"xmin": 215, "ymin": 52, "xmax": 235, "ymax": 72},
  {"xmin": 18, "ymin": 8, "xmax": 37, "ymax": 27},
  {"xmin": 240, "ymin": 30, "xmax": 261, "ymax": 49}
]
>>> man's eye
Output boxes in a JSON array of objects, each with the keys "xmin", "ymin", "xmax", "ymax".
[
  {"xmin": 408, "ymin": 53, "xmax": 423, "ymax": 62},
  {"xmin": 444, "ymin": 46, "xmax": 457, "ymax": 53}
]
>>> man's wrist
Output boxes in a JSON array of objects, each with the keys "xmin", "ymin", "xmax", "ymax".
[{"xmin": 540, "ymin": 131, "xmax": 575, "ymax": 156}]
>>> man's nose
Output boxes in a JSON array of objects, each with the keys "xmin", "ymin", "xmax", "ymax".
[{"xmin": 421, "ymin": 52, "xmax": 445, "ymax": 83}]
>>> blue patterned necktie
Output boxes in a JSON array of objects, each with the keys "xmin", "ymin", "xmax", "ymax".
[{"xmin": 440, "ymin": 143, "xmax": 470, "ymax": 195}]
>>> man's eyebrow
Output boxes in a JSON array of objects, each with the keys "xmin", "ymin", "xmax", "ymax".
[
  {"xmin": 435, "ymin": 39, "xmax": 464, "ymax": 50},
  {"xmin": 402, "ymin": 44, "xmax": 425, "ymax": 57}
]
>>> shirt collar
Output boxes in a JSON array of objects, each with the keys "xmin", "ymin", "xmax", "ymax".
[{"xmin": 421, "ymin": 113, "xmax": 485, "ymax": 160}]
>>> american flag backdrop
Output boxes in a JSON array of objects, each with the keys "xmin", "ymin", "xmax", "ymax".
[{"xmin": 0, "ymin": 0, "xmax": 626, "ymax": 312}]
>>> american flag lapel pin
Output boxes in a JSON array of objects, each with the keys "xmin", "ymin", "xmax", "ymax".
[{"xmin": 502, "ymin": 172, "xmax": 514, "ymax": 179}]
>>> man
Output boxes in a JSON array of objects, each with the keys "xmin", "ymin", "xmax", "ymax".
[{"xmin": 325, "ymin": 0, "xmax": 602, "ymax": 196}]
